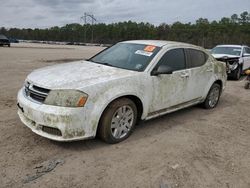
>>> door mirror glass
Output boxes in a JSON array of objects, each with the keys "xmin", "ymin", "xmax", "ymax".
[{"xmin": 151, "ymin": 65, "xmax": 173, "ymax": 76}]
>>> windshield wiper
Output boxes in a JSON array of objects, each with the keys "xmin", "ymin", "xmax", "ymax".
[
  {"xmin": 101, "ymin": 63, "xmax": 114, "ymax": 67},
  {"xmin": 88, "ymin": 59, "xmax": 114, "ymax": 67}
]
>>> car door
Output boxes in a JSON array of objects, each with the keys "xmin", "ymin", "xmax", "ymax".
[
  {"xmin": 184, "ymin": 48, "xmax": 213, "ymax": 101},
  {"xmin": 149, "ymin": 48, "xmax": 190, "ymax": 114},
  {"xmin": 242, "ymin": 47, "xmax": 250, "ymax": 70}
]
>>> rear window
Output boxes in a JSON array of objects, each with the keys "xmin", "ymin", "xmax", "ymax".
[{"xmin": 187, "ymin": 49, "xmax": 208, "ymax": 68}]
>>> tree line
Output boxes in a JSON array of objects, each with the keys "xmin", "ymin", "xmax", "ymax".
[{"xmin": 1, "ymin": 11, "xmax": 250, "ymax": 48}]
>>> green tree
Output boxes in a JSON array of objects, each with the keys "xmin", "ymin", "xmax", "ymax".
[
  {"xmin": 2, "ymin": 11, "xmax": 250, "ymax": 48},
  {"xmin": 239, "ymin": 11, "xmax": 249, "ymax": 24}
]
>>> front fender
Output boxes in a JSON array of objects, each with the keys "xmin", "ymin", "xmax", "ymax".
[{"xmin": 84, "ymin": 78, "xmax": 150, "ymax": 137}]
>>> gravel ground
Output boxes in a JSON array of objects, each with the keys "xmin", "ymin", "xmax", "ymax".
[{"xmin": 0, "ymin": 43, "xmax": 250, "ymax": 188}]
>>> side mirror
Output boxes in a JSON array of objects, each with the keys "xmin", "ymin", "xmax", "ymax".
[{"xmin": 151, "ymin": 65, "xmax": 173, "ymax": 76}]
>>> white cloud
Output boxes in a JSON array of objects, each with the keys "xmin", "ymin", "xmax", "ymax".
[{"xmin": 0, "ymin": 0, "xmax": 249, "ymax": 28}]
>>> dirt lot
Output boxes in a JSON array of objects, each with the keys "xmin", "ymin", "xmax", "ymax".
[{"xmin": 0, "ymin": 43, "xmax": 249, "ymax": 188}]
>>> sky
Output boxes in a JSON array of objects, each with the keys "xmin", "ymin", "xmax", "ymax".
[{"xmin": 0, "ymin": 0, "xmax": 249, "ymax": 28}]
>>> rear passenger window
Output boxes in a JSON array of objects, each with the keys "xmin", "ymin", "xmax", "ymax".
[
  {"xmin": 187, "ymin": 49, "xmax": 208, "ymax": 68},
  {"xmin": 157, "ymin": 48, "xmax": 186, "ymax": 71}
]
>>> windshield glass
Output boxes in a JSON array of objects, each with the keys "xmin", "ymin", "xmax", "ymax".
[
  {"xmin": 211, "ymin": 47, "xmax": 242, "ymax": 56},
  {"xmin": 89, "ymin": 43, "xmax": 160, "ymax": 71}
]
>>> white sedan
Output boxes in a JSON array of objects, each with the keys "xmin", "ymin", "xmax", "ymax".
[
  {"xmin": 212, "ymin": 45, "xmax": 250, "ymax": 80},
  {"xmin": 17, "ymin": 40, "xmax": 227, "ymax": 143}
]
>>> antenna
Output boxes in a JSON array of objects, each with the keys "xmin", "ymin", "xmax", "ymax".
[{"xmin": 81, "ymin": 13, "xmax": 97, "ymax": 43}]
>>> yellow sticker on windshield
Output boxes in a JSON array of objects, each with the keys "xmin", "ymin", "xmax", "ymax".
[{"xmin": 144, "ymin": 45, "xmax": 156, "ymax": 52}]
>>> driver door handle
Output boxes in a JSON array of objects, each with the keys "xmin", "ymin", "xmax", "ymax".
[
  {"xmin": 180, "ymin": 73, "xmax": 189, "ymax": 78},
  {"xmin": 206, "ymin": 68, "xmax": 213, "ymax": 72}
]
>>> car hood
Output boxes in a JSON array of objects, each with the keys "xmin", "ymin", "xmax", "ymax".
[
  {"xmin": 27, "ymin": 61, "xmax": 137, "ymax": 89},
  {"xmin": 212, "ymin": 54, "xmax": 240, "ymax": 59}
]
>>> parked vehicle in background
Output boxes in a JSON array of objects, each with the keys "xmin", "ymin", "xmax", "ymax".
[
  {"xmin": 9, "ymin": 37, "xmax": 19, "ymax": 43},
  {"xmin": 0, "ymin": 34, "xmax": 10, "ymax": 47},
  {"xmin": 211, "ymin": 45, "xmax": 250, "ymax": 80},
  {"xmin": 17, "ymin": 40, "xmax": 227, "ymax": 144}
]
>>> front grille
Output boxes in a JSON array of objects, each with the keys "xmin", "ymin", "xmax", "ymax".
[
  {"xmin": 25, "ymin": 82, "xmax": 50, "ymax": 103},
  {"xmin": 32, "ymin": 85, "xmax": 50, "ymax": 93},
  {"xmin": 42, "ymin": 126, "xmax": 62, "ymax": 136}
]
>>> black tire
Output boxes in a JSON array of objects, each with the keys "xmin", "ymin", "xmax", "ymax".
[
  {"xmin": 8, "ymin": 44, "xmax": 10, "ymax": 47},
  {"xmin": 244, "ymin": 82, "xmax": 250, "ymax": 89},
  {"xmin": 202, "ymin": 83, "xmax": 221, "ymax": 109},
  {"xmin": 232, "ymin": 65, "xmax": 241, "ymax": 80},
  {"xmin": 98, "ymin": 98, "xmax": 137, "ymax": 144}
]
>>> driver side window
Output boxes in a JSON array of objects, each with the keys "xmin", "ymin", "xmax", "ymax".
[{"xmin": 157, "ymin": 48, "xmax": 186, "ymax": 71}]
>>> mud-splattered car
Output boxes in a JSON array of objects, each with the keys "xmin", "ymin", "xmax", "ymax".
[
  {"xmin": 17, "ymin": 40, "xmax": 227, "ymax": 144},
  {"xmin": 211, "ymin": 45, "xmax": 250, "ymax": 80}
]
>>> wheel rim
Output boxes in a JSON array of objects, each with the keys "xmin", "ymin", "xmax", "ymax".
[
  {"xmin": 111, "ymin": 105, "xmax": 134, "ymax": 139},
  {"xmin": 208, "ymin": 87, "xmax": 220, "ymax": 107}
]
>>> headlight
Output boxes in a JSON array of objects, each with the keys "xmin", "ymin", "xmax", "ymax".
[{"xmin": 44, "ymin": 90, "xmax": 88, "ymax": 107}]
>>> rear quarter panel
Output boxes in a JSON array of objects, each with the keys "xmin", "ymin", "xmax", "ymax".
[
  {"xmin": 200, "ymin": 56, "xmax": 227, "ymax": 100},
  {"xmin": 212, "ymin": 60, "xmax": 227, "ymax": 90}
]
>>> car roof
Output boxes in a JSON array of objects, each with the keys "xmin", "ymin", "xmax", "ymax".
[
  {"xmin": 121, "ymin": 40, "xmax": 200, "ymax": 48},
  {"xmin": 215, "ymin": 45, "xmax": 248, "ymax": 48}
]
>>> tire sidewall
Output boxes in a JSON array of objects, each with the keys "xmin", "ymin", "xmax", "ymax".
[
  {"xmin": 204, "ymin": 83, "xmax": 221, "ymax": 109},
  {"xmin": 233, "ymin": 65, "xmax": 241, "ymax": 80},
  {"xmin": 99, "ymin": 98, "xmax": 137, "ymax": 144}
]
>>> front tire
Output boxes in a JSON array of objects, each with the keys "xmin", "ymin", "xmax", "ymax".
[
  {"xmin": 202, "ymin": 83, "xmax": 221, "ymax": 109},
  {"xmin": 98, "ymin": 98, "xmax": 137, "ymax": 144},
  {"xmin": 232, "ymin": 65, "xmax": 242, "ymax": 80}
]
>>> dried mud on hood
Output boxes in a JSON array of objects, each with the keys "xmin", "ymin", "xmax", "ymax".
[{"xmin": 27, "ymin": 61, "xmax": 136, "ymax": 89}]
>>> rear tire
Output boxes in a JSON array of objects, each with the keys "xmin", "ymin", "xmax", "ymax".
[
  {"xmin": 202, "ymin": 83, "xmax": 221, "ymax": 109},
  {"xmin": 98, "ymin": 98, "xmax": 137, "ymax": 144}
]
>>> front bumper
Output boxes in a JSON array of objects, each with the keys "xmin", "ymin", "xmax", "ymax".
[{"xmin": 17, "ymin": 88, "xmax": 94, "ymax": 141}]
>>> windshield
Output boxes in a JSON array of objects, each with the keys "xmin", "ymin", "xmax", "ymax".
[
  {"xmin": 89, "ymin": 43, "xmax": 160, "ymax": 71},
  {"xmin": 211, "ymin": 47, "xmax": 242, "ymax": 56}
]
